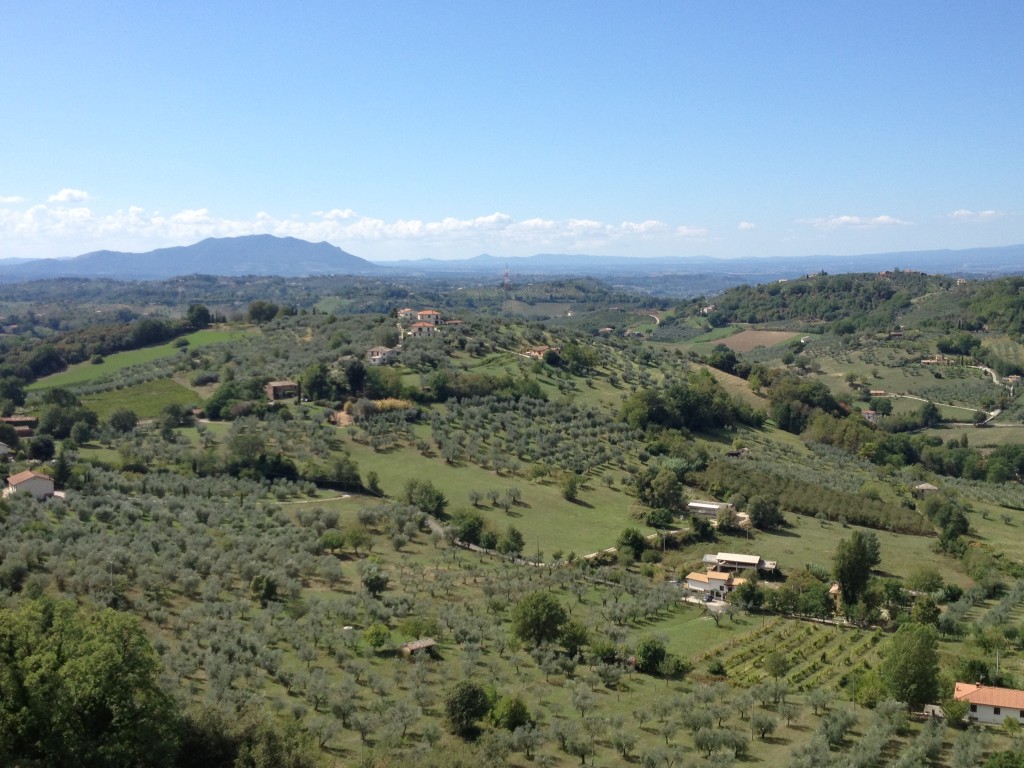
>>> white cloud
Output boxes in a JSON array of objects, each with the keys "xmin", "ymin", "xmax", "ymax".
[
  {"xmin": 803, "ymin": 214, "xmax": 910, "ymax": 230},
  {"xmin": 0, "ymin": 200, "xmax": 717, "ymax": 259},
  {"xmin": 0, "ymin": 195, "xmax": 25, "ymax": 204},
  {"xmin": 738, "ymin": 221, "xmax": 756, "ymax": 231},
  {"xmin": 950, "ymin": 208, "xmax": 1002, "ymax": 221},
  {"xmin": 48, "ymin": 188, "xmax": 90, "ymax": 203}
]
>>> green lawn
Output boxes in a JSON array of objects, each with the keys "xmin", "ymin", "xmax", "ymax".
[{"xmin": 28, "ymin": 327, "xmax": 255, "ymax": 391}]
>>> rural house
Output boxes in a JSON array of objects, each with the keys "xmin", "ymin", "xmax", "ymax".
[
  {"xmin": 687, "ymin": 500, "xmax": 734, "ymax": 518},
  {"xmin": 4, "ymin": 470, "xmax": 55, "ymax": 500},
  {"xmin": 366, "ymin": 346, "xmax": 397, "ymax": 366},
  {"xmin": 407, "ymin": 322, "xmax": 438, "ymax": 338},
  {"xmin": 701, "ymin": 552, "xmax": 778, "ymax": 574},
  {"xmin": 397, "ymin": 307, "xmax": 416, "ymax": 321},
  {"xmin": 416, "ymin": 309, "xmax": 442, "ymax": 325},
  {"xmin": 954, "ymin": 682, "xmax": 1024, "ymax": 725},
  {"xmin": 265, "ymin": 380, "xmax": 299, "ymax": 400},
  {"xmin": 684, "ymin": 570, "xmax": 739, "ymax": 598}
]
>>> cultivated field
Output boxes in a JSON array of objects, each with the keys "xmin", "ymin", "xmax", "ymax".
[{"xmin": 719, "ymin": 329, "xmax": 801, "ymax": 352}]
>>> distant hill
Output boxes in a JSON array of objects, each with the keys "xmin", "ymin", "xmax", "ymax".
[
  {"xmin": 0, "ymin": 235, "xmax": 381, "ymax": 281},
  {"xmin": 1, "ymin": 236, "xmax": 1022, "ymax": 285}
]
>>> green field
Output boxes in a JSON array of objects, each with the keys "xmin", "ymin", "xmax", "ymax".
[
  {"xmin": 28, "ymin": 327, "xmax": 254, "ymax": 391},
  {"xmin": 341, "ymin": 431, "xmax": 653, "ymax": 557},
  {"xmin": 80, "ymin": 377, "xmax": 201, "ymax": 420}
]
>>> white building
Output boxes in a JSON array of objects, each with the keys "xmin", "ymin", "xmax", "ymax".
[
  {"xmin": 687, "ymin": 500, "xmax": 734, "ymax": 518},
  {"xmin": 685, "ymin": 570, "xmax": 737, "ymax": 598},
  {"xmin": 366, "ymin": 346, "xmax": 397, "ymax": 366},
  {"xmin": 701, "ymin": 552, "xmax": 778, "ymax": 574},
  {"xmin": 955, "ymin": 682, "xmax": 1024, "ymax": 725},
  {"xmin": 4, "ymin": 470, "xmax": 54, "ymax": 500},
  {"xmin": 407, "ymin": 322, "xmax": 438, "ymax": 338}
]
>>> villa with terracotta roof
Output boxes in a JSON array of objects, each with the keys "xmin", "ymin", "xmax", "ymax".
[
  {"xmin": 954, "ymin": 682, "xmax": 1024, "ymax": 725},
  {"xmin": 415, "ymin": 309, "xmax": 442, "ymax": 325}
]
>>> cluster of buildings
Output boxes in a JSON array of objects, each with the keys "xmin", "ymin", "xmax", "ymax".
[
  {"xmin": 397, "ymin": 307, "xmax": 444, "ymax": 338},
  {"xmin": 684, "ymin": 552, "xmax": 778, "ymax": 600},
  {"xmin": 364, "ymin": 307, "xmax": 461, "ymax": 366}
]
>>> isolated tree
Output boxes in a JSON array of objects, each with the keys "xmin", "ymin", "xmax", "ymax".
[
  {"xmin": 359, "ymin": 562, "xmax": 389, "ymax": 597},
  {"xmin": 752, "ymin": 712, "xmax": 777, "ymax": 740},
  {"xmin": 28, "ymin": 435, "xmax": 55, "ymax": 461},
  {"xmin": 186, "ymin": 303, "xmax": 212, "ymax": 328},
  {"xmin": 108, "ymin": 408, "xmax": 139, "ymax": 434},
  {"xmin": 497, "ymin": 525, "xmax": 525, "ymax": 557},
  {"xmin": 560, "ymin": 619, "xmax": 589, "ymax": 659},
  {"xmin": 562, "ymin": 474, "xmax": 580, "ymax": 501},
  {"xmin": 247, "ymin": 300, "xmax": 279, "ymax": 323},
  {"xmin": 617, "ymin": 527, "xmax": 647, "ymax": 561},
  {"xmin": 880, "ymin": 623, "xmax": 939, "ymax": 710},
  {"xmin": 491, "ymin": 695, "xmax": 532, "ymax": 731},
  {"xmin": 634, "ymin": 636, "xmax": 667, "ymax": 674},
  {"xmin": 445, "ymin": 680, "xmax": 491, "ymax": 737},
  {"xmin": 833, "ymin": 530, "xmax": 881, "ymax": 606},
  {"xmin": 511, "ymin": 591, "xmax": 567, "ymax": 647},
  {"xmin": 402, "ymin": 478, "xmax": 448, "ymax": 517},
  {"xmin": 764, "ymin": 650, "xmax": 792, "ymax": 679},
  {"xmin": 748, "ymin": 495, "xmax": 784, "ymax": 529}
]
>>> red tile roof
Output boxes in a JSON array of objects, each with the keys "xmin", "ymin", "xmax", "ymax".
[
  {"xmin": 6, "ymin": 470, "xmax": 51, "ymax": 486},
  {"xmin": 955, "ymin": 682, "xmax": 1024, "ymax": 709}
]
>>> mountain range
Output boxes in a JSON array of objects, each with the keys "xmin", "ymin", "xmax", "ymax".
[{"xmin": 0, "ymin": 235, "xmax": 1022, "ymax": 285}]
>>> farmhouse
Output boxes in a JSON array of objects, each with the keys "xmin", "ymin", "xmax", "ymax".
[
  {"xmin": 265, "ymin": 380, "xmax": 299, "ymax": 400},
  {"xmin": 702, "ymin": 552, "xmax": 778, "ymax": 574},
  {"xmin": 4, "ymin": 470, "xmax": 54, "ymax": 500},
  {"xmin": 684, "ymin": 570, "xmax": 737, "ymax": 598},
  {"xmin": 861, "ymin": 409, "xmax": 878, "ymax": 424},
  {"xmin": 397, "ymin": 307, "xmax": 416, "ymax": 321},
  {"xmin": 913, "ymin": 482, "xmax": 939, "ymax": 498},
  {"xmin": 366, "ymin": 346, "xmax": 397, "ymax": 366},
  {"xmin": 687, "ymin": 500, "xmax": 734, "ymax": 518},
  {"xmin": 407, "ymin": 322, "xmax": 438, "ymax": 338},
  {"xmin": 954, "ymin": 682, "xmax": 1024, "ymax": 725},
  {"xmin": 416, "ymin": 309, "xmax": 442, "ymax": 325}
]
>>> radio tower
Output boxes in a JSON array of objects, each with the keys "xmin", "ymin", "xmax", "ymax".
[{"xmin": 502, "ymin": 261, "xmax": 512, "ymax": 292}]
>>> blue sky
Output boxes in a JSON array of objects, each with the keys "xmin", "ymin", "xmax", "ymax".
[{"xmin": 2, "ymin": 2, "xmax": 1022, "ymax": 261}]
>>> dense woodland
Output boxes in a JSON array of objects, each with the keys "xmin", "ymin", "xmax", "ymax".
[{"xmin": 2, "ymin": 271, "xmax": 1024, "ymax": 766}]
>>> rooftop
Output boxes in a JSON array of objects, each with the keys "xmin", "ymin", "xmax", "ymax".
[{"xmin": 955, "ymin": 682, "xmax": 1024, "ymax": 709}]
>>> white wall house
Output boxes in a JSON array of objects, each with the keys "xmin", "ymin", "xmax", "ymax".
[
  {"xmin": 366, "ymin": 346, "xmax": 397, "ymax": 366},
  {"xmin": 685, "ymin": 570, "xmax": 736, "ymax": 598},
  {"xmin": 4, "ymin": 470, "xmax": 54, "ymax": 500},
  {"xmin": 407, "ymin": 322, "xmax": 438, "ymax": 338},
  {"xmin": 955, "ymin": 682, "xmax": 1024, "ymax": 725}
]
